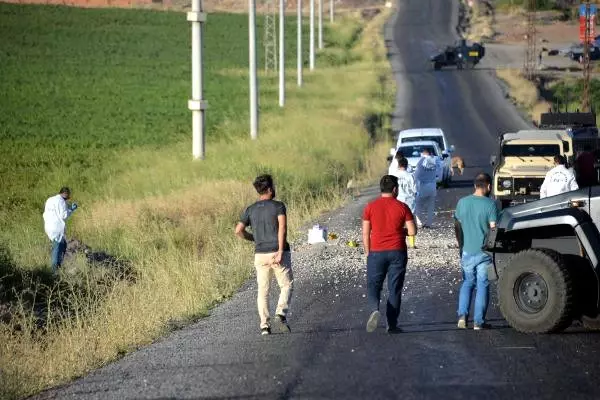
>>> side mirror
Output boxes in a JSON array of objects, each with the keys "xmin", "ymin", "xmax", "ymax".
[
  {"xmin": 442, "ymin": 153, "xmax": 449, "ymax": 159},
  {"xmin": 449, "ymin": 145, "xmax": 455, "ymax": 152},
  {"xmin": 490, "ymin": 155, "xmax": 497, "ymax": 166},
  {"xmin": 387, "ymin": 155, "xmax": 393, "ymax": 163}
]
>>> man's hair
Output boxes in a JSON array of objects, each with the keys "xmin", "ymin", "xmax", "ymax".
[
  {"xmin": 474, "ymin": 173, "xmax": 492, "ymax": 189},
  {"xmin": 394, "ymin": 150, "xmax": 404, "ymax": 162},
  {"xmin": 253, "ymin": 174, "xmax": 274, "ymax": 195},
  {"xmin": 554, "ymin": 155, "xmax": 567, "ymax": 165},
  {"xmin": 398, "ymin": 157, "xmax": 408, "ymax": 169},
  {"xmin": 59, "ymin": 187, "xmax": 71, "ymax": 195},
  {"xmin": 380, "ymin": 175, "xmax": 399, "ymax": 193},
  {"xmin": 421, "ymin": 147, "xmax": 431, "ymax": 155}
]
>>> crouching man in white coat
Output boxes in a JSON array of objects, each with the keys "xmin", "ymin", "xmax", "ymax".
[
  {"xmin": 540, "ymin": 155, "xmax": 579, "ymax": 199},
  {"xmin": 414, "ymin": 148, "xmax": 440, "ymax": 228}
]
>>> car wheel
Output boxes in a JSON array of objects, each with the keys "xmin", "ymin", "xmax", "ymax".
[
  {"xmin": 498, "ymin": 248, "xmax": 574, "ymax": 333},
  {"xmin": 433, "ymin": 62, "xmax": 442, "ymax": 70}
]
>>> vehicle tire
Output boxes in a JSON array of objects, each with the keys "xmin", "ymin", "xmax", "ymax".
[
  {"xmin": 433, "ymin": 62, "xmax": 442, "ymax": 70},
  {"xmin": 498, "ymin": 248, "xmax": 574, "ymax": 333}
]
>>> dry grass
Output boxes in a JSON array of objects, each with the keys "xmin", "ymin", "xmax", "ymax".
[
  {"xmin": 464, "ymin": 1, "xmax": 495, "ymax": 42},
  {"xmin": 0, "ymin": 7, "xmax": 394, "ymax": 400},
  {"xmin": 495, "ymin": 67, "xmax": 548, "ymax": 122}
]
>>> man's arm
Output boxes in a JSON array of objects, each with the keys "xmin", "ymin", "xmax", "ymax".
[
  {"xmin": 362, "ymin": 220, "xmax": 371, "ymax": 256},
  {"xmin": 234, "ymin": 222, "xmax": 254, "ymax": 242},
  {"xmin": 405, "ymin": 219, "xmax": 417, "ymax": 236},
  {"xmin": 274, "ymin": 214, "xmax": 287, "ymax": 264},
  {"xmin": 453, "ymin": 218, "xmax": 463, "ymax": 253},
  {"xmin": 540, "ymin": 175, "xmax": 548, "ymax": 199}
]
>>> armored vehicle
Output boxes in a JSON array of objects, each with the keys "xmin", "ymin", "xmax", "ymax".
[
  {"xmin": 430, "ymin": 39, "xmax": 485, "ymax": 70},
  {"xmin": 485, "ymin": 187, "xmax": 600, "ymax": 333},
  {"xmin": 491, "ymin": 130, "xmax": 574, "ymax": 209}
]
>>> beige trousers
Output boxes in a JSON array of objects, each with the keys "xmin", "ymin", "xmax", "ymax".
[{"xmin": 254, "ymin": 251, "xmax": 294, "ymax": 329}]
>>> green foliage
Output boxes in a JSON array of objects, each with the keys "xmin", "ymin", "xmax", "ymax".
[
  {"xmin": 551, "ymin": 78, "xmax": 600, "ymax": 113},
  {"xmin": 0, "ymin": 3, "xmax": 309, "ymax": 221}
]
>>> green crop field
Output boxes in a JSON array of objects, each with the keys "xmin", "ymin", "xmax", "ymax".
[
  {"xmin": 0, "ymin": 4, "xmax": 308, "ymax": 223},
  {"xmin": 0, "ymin": 3, "xmax": 393, "ymax": 399}
]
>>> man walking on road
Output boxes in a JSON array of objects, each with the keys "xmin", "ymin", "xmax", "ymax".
[
  {"xmin": 235, "ymin": 174, "xmax": 293, "ymax": 336},
  {"xmin": 414, "ymin": 148, "xmax": 441, "ymax": 228},
  {"xmin": 389, "ymin": 155, "xmax": 417, "ymax": 212},
  {"xmin": 43, "ymin": 186, "xmax": 77, "ymax": 274},
  {"xmin": 540, "ymin": 155, "xmax": 578, "ymax": 199},
  {"xmin": 454, "ymin": 173, "xmax": 497, "ymax": 330},
  {"xmin": 362, "ymin": 175, "xmax": 417, "ymax": 333}
]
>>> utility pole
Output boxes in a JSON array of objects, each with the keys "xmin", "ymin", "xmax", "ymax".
[
  {"xmin": 329, "ymin": 0, "xmax": 334, "ymax": 22},
  {"xmin": 523, "ymin": 0, "xmax": 536, "ymax": 81},
  {"xmin": 279, "ymin": 0, "xmax": 285, "ymax": 107},
  {"xmin": 249, "ymin": 0, "xmax": 258, "ymax": 139},
  {"xmin": 188, "ymin": 0, "xmax": 207, "ymax": 159},
  {"xmin": 310, "ymin": 0, "xmax": 315, "ymax": 69},
  {"xmin": 583, "ymin": 1, "xmax": 592, "ymax": 111},
  {"xmin": 318, "ymin": 0, "xmax": 323, "ymax": 49},
  {"xmin": 298, "ymin": 0, "xmax": 303, "ymax": 86},
  {"xmin": 265, "ymin": 0, "xmax": 277, "ymax": 73}
]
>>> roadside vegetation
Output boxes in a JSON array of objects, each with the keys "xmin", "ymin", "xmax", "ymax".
[{"xmin": 0, "ymin": 4, "xmax": 393, "ymax": 399}]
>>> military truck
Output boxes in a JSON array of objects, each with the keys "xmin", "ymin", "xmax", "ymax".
[
  {"xmin": 430, "ymin": 39, "xmax": 485, "ymax": 70},
  {"xmin": 491, "ymin": 129, "xmax": 574, "ymax": 209},
  {"xmin": 484, "ymin": 187, "xmax": 600, "ymax": 333}
]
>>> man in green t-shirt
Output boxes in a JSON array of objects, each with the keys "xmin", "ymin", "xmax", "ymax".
[{"xmin": 453, "ymin": 173, "xmax": 498, "ymax": 330}]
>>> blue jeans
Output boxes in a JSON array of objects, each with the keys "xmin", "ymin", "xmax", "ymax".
[
  {"xmin": 367, "ymin": 250, "xmax": 408, "ymax": 328},
  {"xmin": 457, "ymin": 251, "xmax": 491, "ymax": 325},
  {"xmin": 51, "ymin": 238, "xmax": 67, "ymax": 273}
]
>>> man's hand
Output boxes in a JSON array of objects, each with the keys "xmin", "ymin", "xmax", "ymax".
[
  {"xmin": 71, "ymin": 202, "xmax": 78, "ymax": 211},
  {"xmin": 235, "ymin": 222, "xmax": 254, "ymax": 241},
  {"xmin": 273, "ymin": 250, "xmax": 283, "ymax": 264}
]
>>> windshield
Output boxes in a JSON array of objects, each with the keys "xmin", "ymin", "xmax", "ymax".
[
  {"xmin": 401, "ymin": 136, "xmax": 445, "ymax": 150},
  {"xmin": 501, "ymin": 144, "xmax": 561, "ymax": 157},
  {"xmin": 397, "ymin": 145, "xmax": 437, "ymax": 158}
]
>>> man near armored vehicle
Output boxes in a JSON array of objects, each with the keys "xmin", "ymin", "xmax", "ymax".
[
  {"xmin": 540, "ymin": 155, "xmax": 579, "ymax": 199},
  {"xmin": 454, "ymin": 173, "xmax": 498, "ymax": 330}
]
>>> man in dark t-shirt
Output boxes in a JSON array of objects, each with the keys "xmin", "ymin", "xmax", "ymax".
[
  {"xmin": 235, "ymin": 174, "xmax": 293, "ymax": 336},
  {"xmin": 362, "ymin": 175, "xmax": 417, "ymax": 333}
]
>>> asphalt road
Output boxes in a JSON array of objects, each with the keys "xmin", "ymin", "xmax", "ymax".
[{"xmin": 31, "ymin": 1, "xmax": 600, "ymax": 399}]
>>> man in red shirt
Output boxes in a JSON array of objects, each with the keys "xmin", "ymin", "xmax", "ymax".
[{"xmin": 362, "ymin": 175, "xmax": 417, "ymax": 333}]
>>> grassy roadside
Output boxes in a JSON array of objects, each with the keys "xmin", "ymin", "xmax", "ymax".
[{"xmin": 0, "ymin": 5, "xmax": 394, "ymax": 400}]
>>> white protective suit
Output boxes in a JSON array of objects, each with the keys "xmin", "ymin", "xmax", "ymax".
[
  {"xmin": 43, "ymin": 194, "xmax": 73, "ymax": 242},
  {"xmin": 390, "ymin": 168, "xmax": 417, "ymax": 212},
  {"xmin": 540, "ymin": 164, "xmax": 579, "ymax": 199},
  {"xmin": 414, "ymin": 155, "xmax": 442, "ymax": 227}
]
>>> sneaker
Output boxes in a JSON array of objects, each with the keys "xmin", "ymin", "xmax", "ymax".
[
  {"xmin": 276, "ymin": 314, "xmax": 291, "ymax": 333},
  {"xmin": 474, "ymin": 323, "xmax": 491, "ymax": 330},
  {"xmin": 366, "ymin": 310, "xmax": 380, "ymax": 333},
  {"xmin": 386, "ymin": 326, "xmax": 402, "ymax": 334},
  {"xmin": 457, "ymin": 316, "xmax": 467, "ymax": 329},
  {"xmin": 261, "ymin": 327, "xmax": 271, "ymax": 335}
]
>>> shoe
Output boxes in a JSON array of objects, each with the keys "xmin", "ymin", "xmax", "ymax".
[
  {"xmin": 386, "ymin": 326, "xmax": 402, "ymax": 334},
  {"xmin": 474, "ymin": 323, "xmax": 491, "ymax": 330},
  {"xmin": 276, "ymin": 314, "xmax": 291, "ymax": 333},
  {"xmin": 366, "ymin": 310, "xmax": 380, "ymax": 332},
  {"xmin": 261, "ymin": 327, "xmax": 271, "ymax": 335},
  {"xmin": 457, "ymin": 316, "xmax": 467, "ymax": 329}
]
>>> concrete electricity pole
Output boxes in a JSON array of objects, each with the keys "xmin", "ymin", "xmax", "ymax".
[
  {"xmin": 188, "ymin": 0, "xmax": 207, "ymax": 159},
  {"xmin": 249, "ymin": 0, "xmax": 258, "ymax": 139},
  {"xmin": 330, "ymin": 0, "xmax": 334, "ymax": 22},
  {"xmin": 310, "ymin": 0, "xmax": 315, "ymax": 69},
  {"xmin": 297, "ymin": 0, "xmax": 303, "ymax": 86},
  {"xmin": 279, "ymin": 0, "xmax": 285, "ymax": 107},
  {"xmin": 583, "ymin": 1, "xmax": 592, "ymax": 111},
  {"xmin": 318, "ymin": 0, "xmax": 323, "ymax": 49}
]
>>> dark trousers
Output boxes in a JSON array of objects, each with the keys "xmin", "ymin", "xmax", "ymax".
[{"xmin": 367, "ymin": 249, "xmax": 408, "ymax": 328}]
